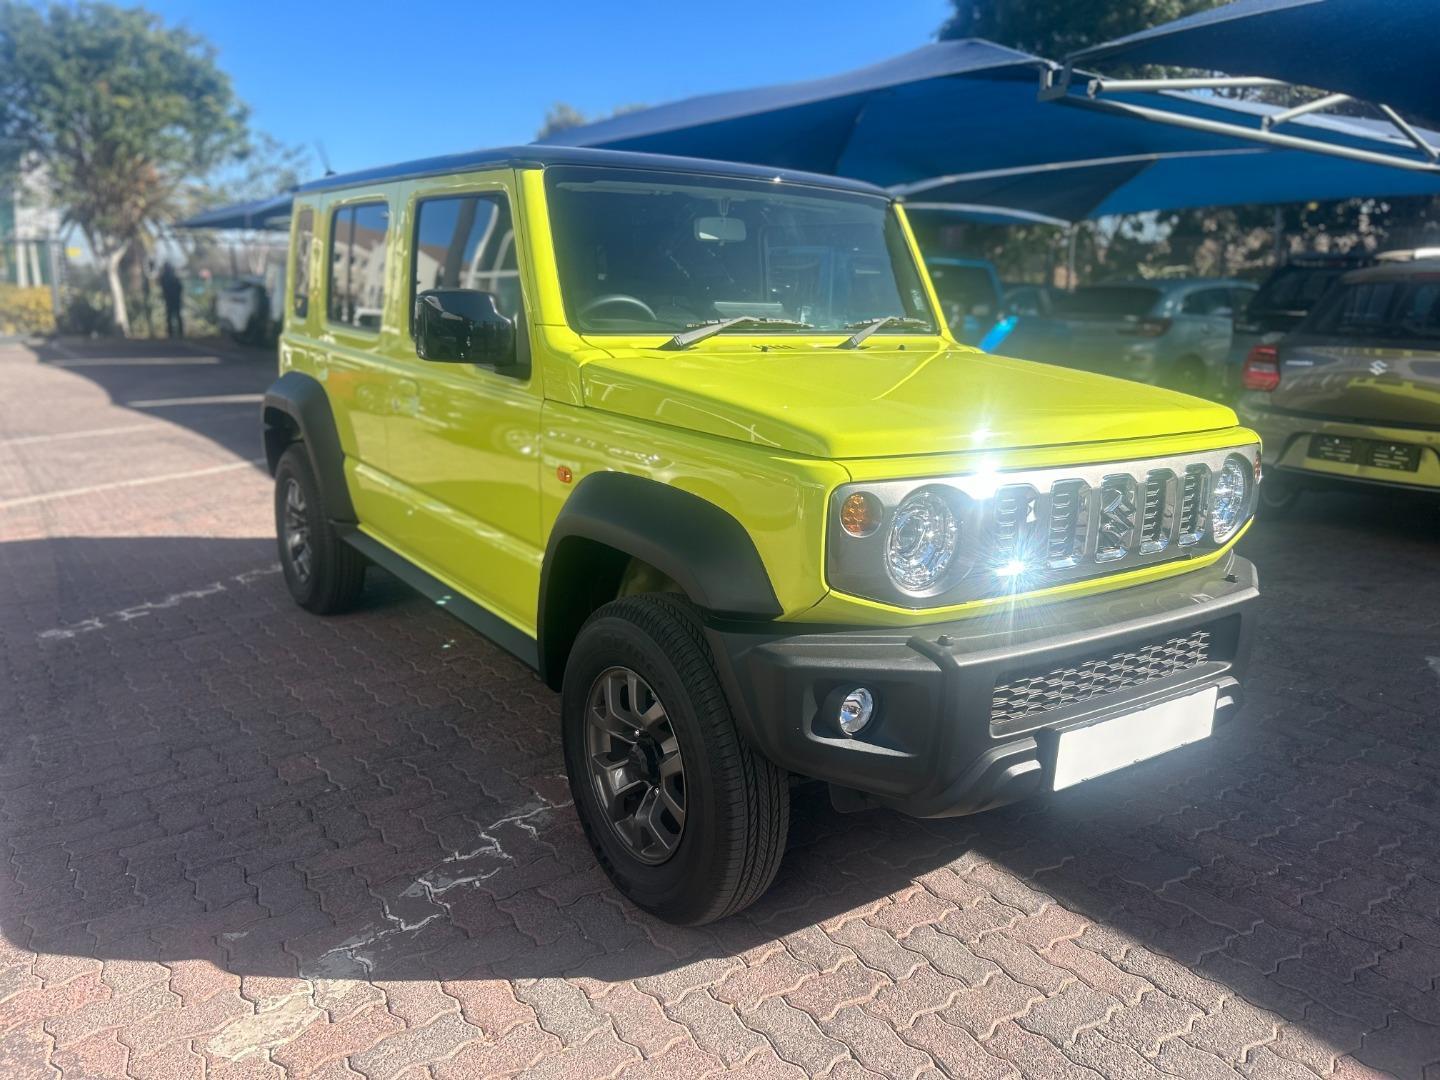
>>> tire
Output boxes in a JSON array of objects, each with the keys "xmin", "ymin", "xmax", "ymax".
[
  {"xmin": 1167, "ymin": 358, "xmax": 1209, "ymax": 398},
  {"xmin": 562, "ymin": 594, "xmax": 789, "ymax": 924},
  {"xmin": 1259, "ymin": 472, "xmax": 1302, "ymax": 515},
  {"xmin": 274, "ymin": 444, "xmax": 366, "ymax": 614}
]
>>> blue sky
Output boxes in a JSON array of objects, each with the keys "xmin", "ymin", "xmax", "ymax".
[{"xmin": 148, "ymin": 0, "xmax": 950, "ymax": 177}]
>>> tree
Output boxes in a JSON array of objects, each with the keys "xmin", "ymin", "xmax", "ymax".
[
  {"xmin": 939, "ymin": 0, "xmax": 1219, "ymax": 59},
  {"xmin": 536, "ymin": 102, "xmax": 648, "ymax": 141},
  {"xmin": 0, "ymin": 2, "xmax": 248, "ymax": 335}
]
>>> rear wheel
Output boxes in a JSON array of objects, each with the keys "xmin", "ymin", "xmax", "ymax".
[
  {"xmin": 1167, "ymin": 358, "xmax": 1209, "ymax": 397},
  {"xmin": 274, "ymin": 445, "xmax": 366, "ymax": 613},
  {"xmin": 562, "ymin": 595, "xmax": 789, "ymax": 924}
]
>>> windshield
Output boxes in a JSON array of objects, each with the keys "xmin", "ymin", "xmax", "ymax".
[
  {"xmin": 1055, "ymin": 286, "xmax": 1162, "ymax": 319},
  {"xmin": 545, "ymin": 165, "xmax": 936, "ymax": 335},
  {"xmin": 1309, "ymin": 275, "xmax": 1440, "ymax": 343}
]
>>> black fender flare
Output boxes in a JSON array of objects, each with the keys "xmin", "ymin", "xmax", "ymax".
[
  {"xmin": 538, "ymin": 472, "xmax": 782, "ymax": 685},
  {"xmin": 261, "ymin": 370, "xmax": 357, "ymax": 523}
]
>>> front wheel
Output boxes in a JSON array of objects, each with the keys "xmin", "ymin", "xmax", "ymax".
[
  {"xmin": 562, "ymin": 595, "xmax": 789, "ymax": 924},
  {"xmin": 1259, "ymin": 472, "xmax": 1302, "ymax": 515}
]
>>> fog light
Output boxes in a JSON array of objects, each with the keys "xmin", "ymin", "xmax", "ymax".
[{"xmin": 837, "ymin": 687, "xmax": 875, "ymax": 736}]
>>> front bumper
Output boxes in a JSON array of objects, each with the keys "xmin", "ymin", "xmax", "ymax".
[{"xmin": 706, "ymin": 553, "xmax": 1257, "ymax": 818}]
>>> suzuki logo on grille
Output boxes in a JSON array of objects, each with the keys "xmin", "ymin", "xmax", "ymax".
[
  {"xmin": 1096, "ymin": 475, "xmax": 1137, "ymax": 563},
  {"xmin": 1369, "ymin": 359, "xmax": 1389, "ymax": 376}
]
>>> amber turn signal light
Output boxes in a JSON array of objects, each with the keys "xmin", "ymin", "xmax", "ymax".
[{"xmin": 839, "ymin": 492, "xmax": 881, "ymax": 537}]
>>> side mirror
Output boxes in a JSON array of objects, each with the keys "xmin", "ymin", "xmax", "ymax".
[{"xmin": 415, "ymin": 288, "xmax": 517, "ymax": 367}]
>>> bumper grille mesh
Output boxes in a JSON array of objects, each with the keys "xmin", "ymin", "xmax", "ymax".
[{"xmin": 991, "ymin": 628, "xmax": 1212, "ymax": 729}]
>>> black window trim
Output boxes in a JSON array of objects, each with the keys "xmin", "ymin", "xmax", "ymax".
[{"xmin": 326, "ymin": 197, "xmax": 389, "ymax": 336}]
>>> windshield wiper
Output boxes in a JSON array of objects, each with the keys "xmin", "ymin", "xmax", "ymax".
[
  {"xmin": 840, "ymin": 316, "xmax": 932, "ymax": 349},
  {"xmin": 665, "ymin": 315, "xmax": 813, "ymax": 350}
]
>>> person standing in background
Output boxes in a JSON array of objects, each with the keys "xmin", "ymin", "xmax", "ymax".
[{"xmin": 159, "ymin": 261, "xmax": 183, "ymax": 338}]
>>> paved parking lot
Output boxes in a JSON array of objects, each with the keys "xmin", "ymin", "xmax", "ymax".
[{"xmin": 2, "ymin": 336, "xmax": 1439, "ymax": 1079}]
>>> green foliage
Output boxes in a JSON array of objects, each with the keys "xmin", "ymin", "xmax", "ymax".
[
  {"xmin": 0, "ymin": 1, "xmax": 249, "ymax": 333},
  {"xmin": 536, "ymin": 102, "xmax": 648, "ymax": 140},
  {"xmin": 938, "ymin": 0, "xmax": 1219, "ymax": 58},
  {"xmin": 0, "ymin": 284, "xmax": 55, "ymax": 335}
]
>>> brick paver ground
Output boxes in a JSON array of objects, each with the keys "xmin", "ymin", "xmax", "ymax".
[{"xmin": 2, "ymin": 336, "xmax": 1439, "ymax": 1079}]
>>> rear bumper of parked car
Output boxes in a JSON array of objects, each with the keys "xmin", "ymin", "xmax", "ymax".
[
  {"xmin": 1240, "ymin": 402, "xmax": 1440, "ymax": 491},
  {"xmin": 706, "ymin": 553, "xmax": 1257, "ymax": 818}
]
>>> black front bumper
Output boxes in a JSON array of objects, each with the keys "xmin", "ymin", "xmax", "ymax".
[{"xmin": 705, "ymin": 553, "xmax": 1257, "ymax": 818}]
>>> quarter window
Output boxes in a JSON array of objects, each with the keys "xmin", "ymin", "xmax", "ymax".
[
  {"xmin": 292, "ymin": 208, "xmax": 313, "ymax": 319},
  {"xmin": 328, "ymin": 202, "xmax": 389, "ymax": 331},
  {"xmin": 412, "ymin": 192, "xmax": 521, "ymax": 328}
]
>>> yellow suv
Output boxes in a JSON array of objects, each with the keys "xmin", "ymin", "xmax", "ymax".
[{"xmin": 264, "ymin": 146, "xmax": 1261, "ymax": 924}]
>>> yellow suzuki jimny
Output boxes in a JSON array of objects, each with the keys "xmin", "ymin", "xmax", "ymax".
[{"xmin": 264, "ymin": 146, "xmax": 1261, "ymax": 924}]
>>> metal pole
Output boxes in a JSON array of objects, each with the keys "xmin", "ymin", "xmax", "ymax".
[
  {"xmin": 47, "ymin": 237, "xmax": 61, "ymax": 320},
  {"xmin": 1066, "ymin": 224, "xmax": 1078, "ymax": 288},
  {"xmin": 1087, "ymin": 75, "xmax": 1285, "ymax": 95},
  {"xmin": 1261, "ymin": 92, "xmax": 1352, "ymax": 130},
  {"xmin": 1273, "ymin": 206, "xmax": 1284, "ymax": 265}
]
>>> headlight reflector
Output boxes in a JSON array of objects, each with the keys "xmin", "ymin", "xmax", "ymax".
[
  {"xmin": 1209, "ymin": 454, "xmax": 1252, "ymax": 541},
  {"xmin": 885, "ymin": 488, "xmax": 959, "ymax": 593}
]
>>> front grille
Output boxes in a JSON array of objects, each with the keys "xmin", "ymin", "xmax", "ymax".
[
  {"xmin": 826, "ymin": 444, "xmax": 1259, "ymax": 609},
  {"xmin": 990, "ymin": 628, "xmax": 1213, "ymax": 731}
]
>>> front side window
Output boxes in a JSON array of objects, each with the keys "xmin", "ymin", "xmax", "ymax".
[
  {"xmin": 412, "ymin": 192, "xmax": 520, "ymax": 328},
  {"xmin": 328, "ymin": 202, "xmax": 389, "ymax": 331},
  {"xmin": 544, "ymin": 166, "xmax": 935, "ymax": 335},
  {"xmin": 292, "ymin": 208, "xmax": 313, "ymax": 319}
]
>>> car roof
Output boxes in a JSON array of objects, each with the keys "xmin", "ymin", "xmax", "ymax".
[
  {"xmin": 1341, "ymin": 257, "xmax": 1440, "ymax": 284},
  {"xmin": 296, "ymin": 144, "xmax": 891, "ymax": 198}
]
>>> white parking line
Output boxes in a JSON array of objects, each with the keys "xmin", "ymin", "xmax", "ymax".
[
  {"xmin": 125, "ymin": 393, "xmax": 264, "ymax": 408},
  {"xmin": 0, "ymin": 423, "xmax": 156, "ymax": 448},
  {"xmin": 46, "ymin": 356, "xmax": 223, "ymax": 367},
  {"xmin": 0, "ymin": 458, "xmax": 265, "ymax": 511},
  {"xmin": 36, "ymin": 563, "xmax": 282, "ymax": 640}
]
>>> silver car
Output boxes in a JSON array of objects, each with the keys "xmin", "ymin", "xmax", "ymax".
[{"xmin": 1046, "ymin": 278, "xmax": 1258, "ymax": 397}]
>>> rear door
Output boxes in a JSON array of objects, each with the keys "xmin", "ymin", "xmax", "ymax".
[{"xmin": 1276, "ymin": 274, "xmax": 1440, "ymax": 429}]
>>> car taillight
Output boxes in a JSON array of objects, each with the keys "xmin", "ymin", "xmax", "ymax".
[
  {"xmin": 1242, "ymin": 344, "xmax": 1280, "ymax": 391},
  {"xmin": 1121, "ymin": 318, "xmax": 1171, "ymax": 338}
]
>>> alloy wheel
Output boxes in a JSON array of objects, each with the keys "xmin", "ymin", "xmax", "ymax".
[
  {"xmin": 584, "ymin": 666, "xmax": 687, "ymax": 865},
  {"xmin": 282, "ymin": 478, "xmax": 312, "ymax": 583}
]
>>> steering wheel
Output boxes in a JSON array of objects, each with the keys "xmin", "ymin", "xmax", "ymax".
[{"xmin": 579, "ymin": 294, "xmax": 658, "ymax": 321}]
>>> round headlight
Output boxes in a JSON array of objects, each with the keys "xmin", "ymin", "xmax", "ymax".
[
  {"xmin": 1210, "ymin": 455, "xmax": 1252, "ymax": 541},
  {"xmin": 886, "ymin": 488, "xmax": 959, "ymax": 593}
]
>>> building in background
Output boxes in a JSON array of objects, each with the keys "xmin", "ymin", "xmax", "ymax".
[{"xmin": 1, "ymin": 146, "xmax": 62, "ymax": 289}]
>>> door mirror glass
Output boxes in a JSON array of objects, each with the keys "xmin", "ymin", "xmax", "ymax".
[{"xmin": 415, "ymin": 288, "xmax": 517, "ymax": 366}]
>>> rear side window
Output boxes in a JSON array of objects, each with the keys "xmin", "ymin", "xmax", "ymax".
[
  {"xmin": 412, "ymin": 192, "xmax": 521, "ymax": 328},
  {"xmin": 292, "ymin": 208, "xmax": 313, "ymax": 319},
  {"xmin": 328, "ymin": 202, "xmax": 389, "ymax": 331}
]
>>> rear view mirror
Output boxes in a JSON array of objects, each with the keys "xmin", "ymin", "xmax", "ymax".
[
  {"xmin": 694, "ymin": 216, "xmax": 746, "ymax": 243},
  {"xmin": 415, "ymin": 288, "xmax": 517, "ymax": 367}
]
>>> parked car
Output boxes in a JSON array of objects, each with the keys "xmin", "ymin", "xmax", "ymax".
[
  {"xmin": 265, "ymin": 145, "xmax": 1260, "ymax": 924},
  {"xmin": 925, "ymin": 256, "xmax": 1002, "ymax": 344},
  {"xmin": 1237, "ymin": 258, "xmax": 1440, "ymax": 509},
  {"xmin": 1224, "ymin": 252, "xmax": 1374, "ymax": 396},
  {"xmin": 1046, "ymin": 278, "xmax": 1257, "ymax": 396},
  {"xmin": 1003, "ymin": 282, "xmax": 1067, "ymax": 318},
  {"xmin": 216, "ymin": 263, "xmax": 287, "ymax": 345}
]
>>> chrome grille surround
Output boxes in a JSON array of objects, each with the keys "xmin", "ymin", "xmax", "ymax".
[
  {"xmin": 990, "ymin": 628, "xmax": 1214, "ymax": 731},
  {"xmin": 827, "ymin": 444, "xmax": 1259, "ymax": 608}
]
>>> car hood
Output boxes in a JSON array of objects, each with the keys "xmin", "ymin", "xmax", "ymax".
[{"xmin": 578, "ymin": 340, "xmax": 1238, "ymax": 459}]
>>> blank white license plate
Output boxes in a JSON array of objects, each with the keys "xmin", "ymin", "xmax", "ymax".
[{"xmin": 1052, "ymin": 686, "xmax": 1217, "ymax": 791}]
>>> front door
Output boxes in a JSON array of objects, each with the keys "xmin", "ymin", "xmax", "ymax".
[{"xmin": 384, "ymin": 175, "xmax": 544, "ymax": 637}]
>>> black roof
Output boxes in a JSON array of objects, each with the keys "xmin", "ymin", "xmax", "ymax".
[{"xmin": 296, "ymin": 144, "xmax": 890, "ymax": 197}]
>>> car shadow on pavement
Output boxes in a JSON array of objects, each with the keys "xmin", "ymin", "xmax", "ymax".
[
  {"xmin": 2, "ymin": 505, "xmax": 1438, "ymax": 1070},
  {"xmin": 26, "ymin": 337, "xmax": 277, "ymax": 468}
]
